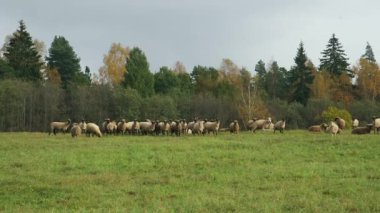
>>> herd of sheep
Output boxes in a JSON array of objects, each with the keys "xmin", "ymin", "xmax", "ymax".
[{"xmin": 48, "ymin": 116, "xmax": 380, "ymax": 138}]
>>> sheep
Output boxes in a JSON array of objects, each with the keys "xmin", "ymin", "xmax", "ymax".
[
  {"xmin": 352, "ymin": 124, "xmax": 373, "ymax": 135},
  {"xmin": 204, "ymin": 119, "xmax": 220, "ymax": 135},
  {"xmin": 140, "ymin": 119, "xmax": 156, "ymax": 135},
  {"xmin": 101, "ymin": 118, "xmax": 110, "ymax": 133},
  {"xmin": 117, "ymin": 119, "xmax": 128, "ymax": 135},
  {"xmin": 352, "ymin": 119, "xmax": 359, "ymax": 129},
  {"xmin": 193, "ymin": 120, "xmax": 205, "ymax": 135},
  {"xmin": 106, "ymin": 121, "xmax": 118, "ymax": 135},
  {"xmin": 273, "ymin": 119, "xmax": 286, "ymax": 133},
  {"xmin": 247, "ymin": 118, "xmax": 272, "ymax": 132},
  {"xmin": 325, "ymin": 121, "xmax": 339, "ymax": 136},
  {"xmin": 49, "ymin": 119, "xmax": 71, "ymax": 135},
  {"xmin": 372, "ymin": 116, "xmax": 380, "ymax": 134},
  {"xmin": 229, "ymin": 120, "xmax": 240, "ymax": 134},
  {"xmin": 86, "ymin": 123, "xmax": 102, "ymax": 137},
  {"xmin": 181, "ymin": 119, "xmax": 187, "ymax": 135},
  {"xmin": 334, "ymin": 117, "xmax": 346, "ymax": 130},
  {"xmin": 79, "ymin": 120, "xmax": 87, "ymax": 133},
  {"xmin": 308, "ymin": 124, "xmax": 327, "ymax": 133},
  {"xmin": 186, "ymin": 119, "xmax": 196, "ymax": 133},
  {"xmin": 170, "ymin": 120, "xmax": 183, "ymax": 136},
  {"xmin": 157, "ymin": 120, "xmax": 170, "ymax": 136},
  {"xmin": 71, "ymin": 123, "xmax": 82, "ymax": 138}
]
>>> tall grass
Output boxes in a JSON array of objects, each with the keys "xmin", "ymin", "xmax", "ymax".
[{"xmin": 0, "ymin": 131, "xmax": 379, "ymax": 212}]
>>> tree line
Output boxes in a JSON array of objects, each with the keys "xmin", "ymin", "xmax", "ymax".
[{"xmin": 0, "ymin": 20, "xmax": 379, "ymax": 132}]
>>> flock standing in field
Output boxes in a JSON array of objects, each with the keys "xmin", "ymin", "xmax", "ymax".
[{"xmin": 49, "ymin": 116, "xmax": 380, "ymax": 138}]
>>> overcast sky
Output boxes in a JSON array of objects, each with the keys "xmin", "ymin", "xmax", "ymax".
[{"xmin": 1, "ymin": 0, "xmax": 379, "ymax": 74}]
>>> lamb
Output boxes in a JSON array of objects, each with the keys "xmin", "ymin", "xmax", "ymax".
[
  {"xmin": 273, "ymin": 119, "xmax": 286, "ymax": 133},
  {"xmin": 49, "ymin": 119, "xmax": 71, "ymax": 135},
  {"xmin": 71, "ymin": 123, "xmax": 82, "ymax": 138},
  {"xmin": 229, "ymin": 120, "xmax": 240, "ymax": 134},
  {"xmin": 204, "ymin": 119, "xmax": 220, "ymax": 135},
  {"xmin": 247, "ymin": 118, "xmax": 272, "ymax": 132},
  {"xmin": 372, "ymin": 116, "xmax": 380, "ymax": 134},
  {"xmin": 86, "ymin": 123, "xmax": 102, "ymax": 137},
  {"xmin": 334, "ymin": 117, "xmax": 346, "ymax": 130},
  {"xmin": 352, "ymin": 119, "xmax": 359, "ymax": 129},
  {"xmin": 352, "ymin": 124, "xmax": 372, "ymax": 135},
  {"xmin": 325, "ymin": 121, "xmax": 339, "ymax": 136}
]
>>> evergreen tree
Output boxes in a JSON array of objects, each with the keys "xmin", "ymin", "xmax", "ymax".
[
  {"xmin": 288, "ymin": 42, "xmax": 314, "ymax": 105},
  {"xmin": 123, "ymin": 47, "xmax": 154, "ymax": 97},
  {"xmin": 46, "ymin": 36, "xmax": 82, "ymax": 88},
  {"xmin": 362, "ymin": 42, "xmax": 376, "ymax": 63},
  {"xmin": 265, "ymin": 61, "xmax": 287, "ymax": 100},
  {"xmin": 254, "ymin": 60, "xmax": 266, "ymax": 89},
  {"xmin": 320, "ymin": 34, "xmax": 352, "ymax": 77},
  {"xmin": 3, "ymin": 20, "xmax": 43, "ymax": 81}
]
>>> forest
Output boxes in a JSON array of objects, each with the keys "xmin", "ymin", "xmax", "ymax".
[{"xmin": 0, "ymin": 20, "xmax": 380, "ymax": 132}]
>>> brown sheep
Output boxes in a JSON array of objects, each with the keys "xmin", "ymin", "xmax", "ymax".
[
  {"xmin": 352, "ymin": 124, "xmax": 372, "ymax": 135},
  {"xmin": 334, "ymin": 117, "xmax": 346, "ymax": 130},
  {"xmin": 71, "ymin": 123, "xmax": 82, "ymax": 138},
  {"xmin": 308, "ymin": 124, "xmax": 327, "ymax": 133},
  {"xmin": 229, "ymin": 120, "xmax": 240, "ymax": 134}
]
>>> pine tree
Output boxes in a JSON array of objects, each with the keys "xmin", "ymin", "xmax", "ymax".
[
  {"xmin": 362, "ymin": 42, "xmax": 376, "ymax": 63},
  {"xmin": 320, "ymin": 34, "xmax": 352, "ymax": 77},
  {"xmin": 288, "ymin": 42, "xmax": 314, "ymax": 105},
  {"xmin": 265, "ymin": 61, "xmax": 287, "ymax": 100},
  {"xmin": 46, "ymin": 36, "xmax": 81, "ymax": 88},
  {"xmin": 3, "ymin": 20, "xmax": 43, "ymax": 81},
  {"xmin": 123, "ymin": 47, "xmax": 154, "ymax": 97},
  {"xmin": 254, "ymin": 60, "xmax": 266, "ymax": 89}
]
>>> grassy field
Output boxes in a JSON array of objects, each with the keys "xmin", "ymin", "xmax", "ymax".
[{"xmin": 0, "ymin": 131, "xmax": 379, "ymax": 212}]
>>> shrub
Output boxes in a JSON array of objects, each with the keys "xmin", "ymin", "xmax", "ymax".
[{"xmin": 321, "ymin": 106, "xmax": 352, "ymax": 128}]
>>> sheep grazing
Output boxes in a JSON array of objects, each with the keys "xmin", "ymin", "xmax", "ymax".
[
  {"xmin": 204, "ymin": 119, "xmax": 220, "ymax": 135},
  {"xmin": 247, "ymin": 118, "xmax": 272, "ymax": 132},
  {"xmin": 229, "ymin": 120, "xmax": 240, "ymax": 134},
  {"xmin": 325, "ymin": 121, "xmax": 339, "ymax": 136},
  {"xmin": 86, "ymin": 123, "xmax": 102, "ymax": 137},
  {"xmin": 49, "ymin": 119, "xmax": 71, "ymax": 135},
  {"xmin": 352, "ymin": 119, "xmax": 359, "ymax": 129},
  {"xmin": 71, "ymin": 123, "xmax": 82, "ymax": 138},
  {"xmin": 140, "ymin": 119, "xmax": 156, "ymax": 135},
  {"xmin": 308, "ymin": 124, "xmax": 327, "ymax": 133},
  {"xmin": 334, "ymin": 117, "xmax": 346, "ymax": 130},
  {"xmin": 273, "ymin": 119, "xmax": 286, "ymax": 133},
  {"xmin": 372, "ymin": 116, "xmax": 380, "ymax": 134},
  {"xmin": 352, "ymin": 124, "xmax": 372, "ymax": 135}
]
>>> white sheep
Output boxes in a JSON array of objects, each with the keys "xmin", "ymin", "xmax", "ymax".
[
  {"xmin": 86, "ymin": 123, "xmax": 102, "ymax": 137},
  {"xmin": 49, "ymin": 119, "xmax": 71, "ymax": 135}
]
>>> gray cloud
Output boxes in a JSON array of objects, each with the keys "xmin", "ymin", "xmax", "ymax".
[{"xmin": 1, "ymin": 0, "xmax": 379, "ymax": 73}]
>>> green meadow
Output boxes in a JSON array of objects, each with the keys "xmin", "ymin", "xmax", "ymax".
[{"xmin": 0, "ymin": 131, "xmax": 379, "ymax": 212}]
